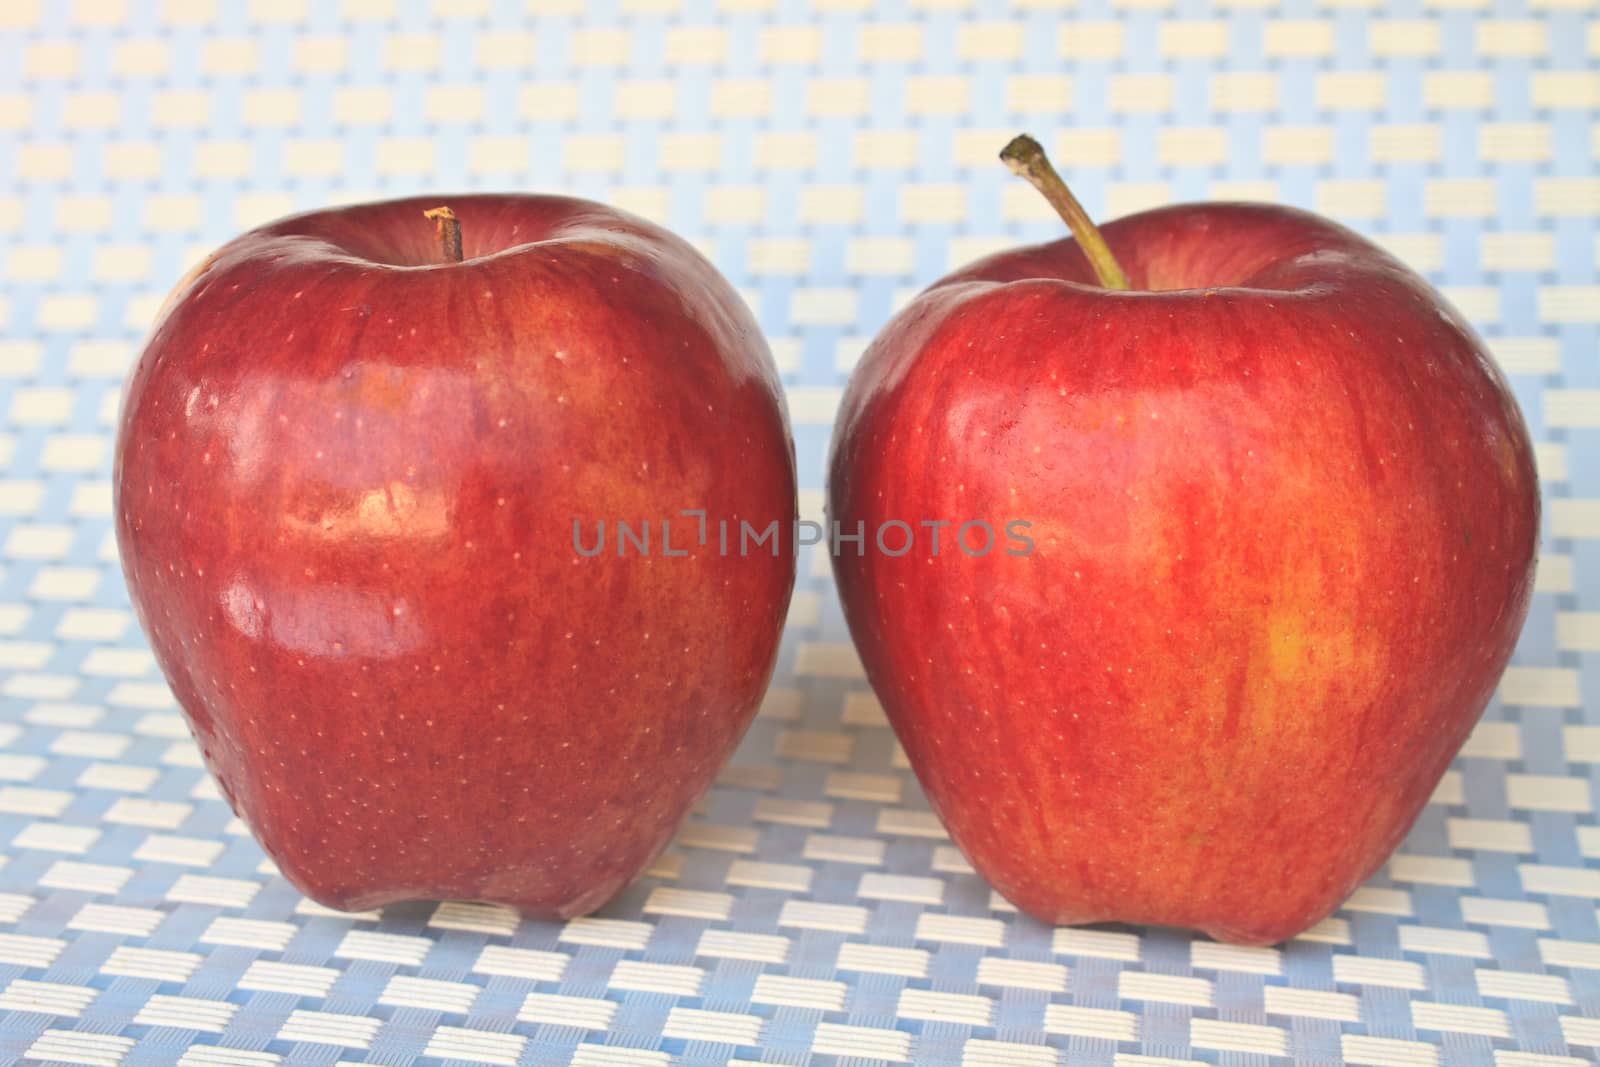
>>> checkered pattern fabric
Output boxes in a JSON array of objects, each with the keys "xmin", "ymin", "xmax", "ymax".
[{"xmin": 0, "ymin": 1, "xmax": 1597, "ymax": 1064}]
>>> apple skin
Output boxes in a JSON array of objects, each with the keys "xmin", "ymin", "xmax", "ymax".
[
  {"xmin": 828, "ymin": 203, "xmax": 1539, "ymax": 945},
  {"xmin": 115, "ymin": 195, "xmax": 796, "ymax": 917}
]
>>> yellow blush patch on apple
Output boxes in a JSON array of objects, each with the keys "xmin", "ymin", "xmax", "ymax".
[
  {"xmin": 1494, "ymin": 428, "xmax": 1529, "ymax": 502},
  {"xmin": 1257, "ymin": 608, "xmax": 1384, "ymax": 710},
  {"xmin": 352, "ymin": 483, "xmax": 452, "ymax": 540},
  {"xmin": 277, "ymin": 482, "xmax": 452, "ymax": 544},
  {"xmin": 351, "ymin": 361, "xmax": 414, "ymax": 413}
]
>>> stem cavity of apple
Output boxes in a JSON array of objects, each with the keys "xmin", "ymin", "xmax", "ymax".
[
  {"xmin": 1000, "ymin": 134, "xmax": 1131, "ymax": 292},
  {"xmin": 423, "ymin": 206, "xmax": 464, "ymax": 263}
]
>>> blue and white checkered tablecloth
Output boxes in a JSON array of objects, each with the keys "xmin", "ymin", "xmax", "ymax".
[{"xmin": 0, "ymin": 1, "xmax": 1597, "ymax": 1064}]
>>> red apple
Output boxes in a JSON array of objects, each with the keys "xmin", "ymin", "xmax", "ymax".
[
  {"xmin": 828, "ymin": 137, "xmax": 1539, "ymax": 945},
  {"xmin": 115, "ymin": 195, "xmax": 796, "ymax": 916}
]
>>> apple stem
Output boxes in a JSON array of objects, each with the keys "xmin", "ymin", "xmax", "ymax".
[
  {"xmin": 1000, "ymin": 134, "xmax": 1130, "ymax": 291},
  {"xmin": 423, "ymin": 206, "xmax": 463, "ymax": 263}
]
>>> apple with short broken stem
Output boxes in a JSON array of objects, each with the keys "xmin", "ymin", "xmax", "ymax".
[
  {"xmin": 115, "ymin": 195, "xmax": 796, "ymax": 916},
  {"xmin": 827, "ymin": 135, "xmax": 1539, "ymax": 945}
]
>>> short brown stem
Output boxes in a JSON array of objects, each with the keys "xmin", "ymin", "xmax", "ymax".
[
  {"xmin": 423, "ymin": 206, "xmax": 463, "ymax": 264},
  {"xmin": 1000, "ymin": 134, "xmax": 1130, "ymax": 291}
]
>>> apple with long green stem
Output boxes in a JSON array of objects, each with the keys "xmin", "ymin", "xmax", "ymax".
[
  {"xmin": 116, "ymin": 195, "xmax": 796, "ymax": 916},
  {"xmin": 828, "ymin": 135, "xmax": 1539, "ymax": 944}
]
